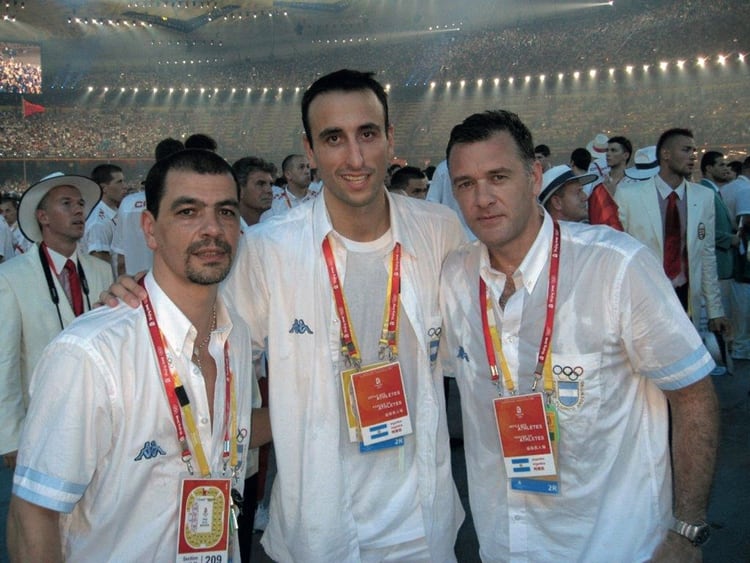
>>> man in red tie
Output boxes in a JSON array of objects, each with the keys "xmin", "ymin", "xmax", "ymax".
[
  {"xmin": 615, "ymin": 129, "xmax": 730, "ymax": 336},
  {"xmin": 0, "ymin": 173, "xmax": 113, "ymax": 470}
]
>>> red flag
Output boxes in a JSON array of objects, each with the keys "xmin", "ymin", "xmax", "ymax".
[
  {"xmin": 22, "ymin": 98, "xmax": 45, "ymax": 118},
  {"xmin": 588, "ymin": 183, "xmax": 624, "ymax": 231}
]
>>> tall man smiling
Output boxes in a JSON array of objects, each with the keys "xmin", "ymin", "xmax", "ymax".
[{"xmin": 231, "ymin": 69, "xmax": 465, "ymax": 562}]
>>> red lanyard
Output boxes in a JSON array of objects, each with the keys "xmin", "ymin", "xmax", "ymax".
[
  {"xmin": 322, "ymin": 236, "xmax": 401, "ymax": 367},
  {"xmin": 141, "ymin": 280, "xmax": 236, "ymax": 477},
  {"xmin": 479, "ymin": 221, "xmax": 561, "ymax": 395}
]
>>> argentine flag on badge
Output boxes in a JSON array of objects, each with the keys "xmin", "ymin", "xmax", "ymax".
[{"xmin": 557, "ymin": 380, "xmax": 582, "ymax": 407}]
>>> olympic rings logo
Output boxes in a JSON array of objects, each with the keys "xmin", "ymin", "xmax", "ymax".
[
  {"xmin": 552, "ymin": 365, "xmax": 584, "ymax": 380},
  {"xmin": 428, "ymin": 327, "xmax": 442, "ymax": 338}
]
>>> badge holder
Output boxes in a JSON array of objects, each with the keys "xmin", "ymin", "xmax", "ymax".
[
  {"xmin": 342, "ymin": 361, "xmax": 412, "ymax": 452},
  {"xmin": 494, "ymin": 393, "xmax": 560, "ymax": 495},
  {"xmin": 177, "ymin": 476, "xmax": 233, "ymax": 562}
]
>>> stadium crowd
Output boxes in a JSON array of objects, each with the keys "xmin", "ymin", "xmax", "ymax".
[{"xmin": 46, "ymin": 0, "xmax": 750, "ymax": 91}]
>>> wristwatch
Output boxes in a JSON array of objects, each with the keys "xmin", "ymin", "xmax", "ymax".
[{"xmin": 670, "ymin": 517, "xmax": 711, "ymax": 546}]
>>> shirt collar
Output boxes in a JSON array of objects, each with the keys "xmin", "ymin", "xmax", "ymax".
[
  {"xmin": 479, "ymin": 207, "xmax": 551, "ymax": 296},
  {"xmin": 655, "ymin": 174, "xmax": 686, "ymax": 199},
  {"xmin": 143, "ymin": 271, "xmax": 233, "ymax": 360},
  {"xmin": 45, "ymin": 244, "xmax": 78, "ymax": 273},
  {"xmin": 312, "ymin": 188, "xmax": 416, "ymax": 258}
]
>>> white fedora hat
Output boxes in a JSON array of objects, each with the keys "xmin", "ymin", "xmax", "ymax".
[
  {"xmin": 624, "ymin": 146, "xmax": 660, "ymax": 181},
  {"xmin": 17, "ymin": 172, "xmax": 101, "ymax": 243},
  {"xmin": 539, "ymin": 165, "xmax": 598, "ymax": 205},
  {"xmin": 586, "ymin": 133, "xmax": 609, "ymax": 160}
]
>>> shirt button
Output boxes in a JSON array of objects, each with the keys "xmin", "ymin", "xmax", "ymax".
[
  {"xmin": 506, "ymin": 336, "xmax": 514, "ymax": 343},
  {"xmin": 201, "ymin": 417, "xmax": 209, "ymax": 425},
  {"xmin": 514, "ymin": 514, "xmax": 522, "ymax": 521}
]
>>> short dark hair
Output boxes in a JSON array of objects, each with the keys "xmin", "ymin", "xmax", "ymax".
[
  {"xmin": 155, "ymin": 137, "xmax": 185, "ymax": 161},
  {"xmin": 728, "ymin": 160, "xmax": 743, "ymax": 176},
  {"xmin": 534, "ymin": 144, "xmax": 551, "ymax": 157},
  {"xmin": 91, "ymin": 164, "xmax": 123, "ymax": 186},
  {"xmin": 656, "ymin": 128, "xmax": 693, "ymax": 164},
  {"xmin": 607, "ymin": 136, "xmax": 633, "ymax": 164},
  {"xmin": 281, "ymin": 154, "xmax": 304, "ymax": 174},
  {"xmin": 570, "ymin": 148, "xmax": 592, "ymax": 171},
  {"xmin": 0, "ymin": 195, "xmax": 19, "ymax": 209},
  {"xmin": 144, "ymin": 149, "xmax": 238, "ymax": 218},
  {"xmin": 446, "ymin": 110, "xmax": 535, "ymax": 170},
  {"xmin": 232, "ymin": 156, "xmax": 275, "ymax": 190},
  {"xmin": 700, "ymin": 151, "xmax": 724, "ymax": 175},
  {"xmin": 184, "ymin": 133, "xmax": 218, "ymax": 151},
  {"xmin": 390, "ymin": 166, "xmax": 426, "ymax": 191},
  {"xmin": 301, "ymin": 69, "xmax": 390, "ymax": 147}
]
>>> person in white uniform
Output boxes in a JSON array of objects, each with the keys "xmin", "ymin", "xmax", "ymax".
[
  {"xmin": 439, "ymin": 110, "xmax": 719, "ymax": 562},
  {"xmin": 7, "ymin": 149, "xmax": 269, "ymax": 561}
]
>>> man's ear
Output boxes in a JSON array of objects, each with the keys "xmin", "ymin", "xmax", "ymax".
[
  {"xmin": 141, "ymin": 210, "xmax": 158, "ymax": 251},
  {"xmin": 303, "ymin": 134, "xmax": 317, "ymax": 170}
]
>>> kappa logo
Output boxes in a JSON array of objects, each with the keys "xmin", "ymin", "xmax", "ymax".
[
  {"xmin": 134, "ymin": 440, "xmax": 167, "ymax": 461},
  {"xmin": 457, "ymin": 346, "xmax": 470, "ymax": 362},
  {"xmin": 289, "ymin": 318, "xmax": 313, "ymax": 334}
]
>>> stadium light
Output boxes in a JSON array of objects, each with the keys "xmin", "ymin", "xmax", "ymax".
[
  {"xmin": 589, "ymin": 69, "xmax": 596, "ymax": 78},
  {"xmin": 642, "ymin": 64, "xmax": 649, "ymax": 72},
  {"xmin": 718, "ymin": 55, "xmax": 726, "ymax": 65},
  {"xmin": 88, "ymin": 86, "xmax": 93, "ymax": 92},
  {"xmin": 184, "ymin": 88, "xmax": 189, "ymax": 93},
  {"xmin": 573, "ymin": 71, "xmax": 580, "ymax": 79},
  {"xmin": 460, "ymin": 80, "xmax": 466, "ymax": 88},
  {"xmin": 524, "ymin": 75, "xmax": 530, "ymax": 83},
  {"xmin": 169, "ymin": 88, "xmax": 174, "ymax": 93},
  {"xmin": 739, "ymin": 53, "xmax": 745, "ymax": 62},
  {"xmin": 677, "ymin": 60, "xmax": 685, "ymax": 69},
  {"xmin": 477, "ymin": 79, "xmax": 483, "ymax": 87},
  {"xmin": 659, "ymin": 62, "xmax": 668, "ymax": 71},
  {"xmin": 134, "ymin": 87, "xmax": 139, "ymax": 93},
  {"xmin": 446, "ymin": 81, "xmax": 452, "ymax": 88},
  {"xmin": 120, "ymin": 87, "xmax": 126, "ymax": 92},
  {"xmin": 493, "ymin": 78, "xmax": 500, "ymax": 86},
  {"xmin": 508, "ymin": 77, "xmax": 514, "ymax": 85},
  {"xmin": 625, "ymin": 65, "xmax": 633, "ymax": 74},
  {"xmin": 608, "ymin": 68, "xmax": 615, "ymax": 76},
  {"xmin": 697, "ymin": 57, "xmax": 706, "ymax": 67},
  {"xmin": 539, "ymin": 74, "xmax": 545, "ymax": 83},
  {"xmin": 558, "ymin": 72, "xmax": 564, "ymax": 80}
]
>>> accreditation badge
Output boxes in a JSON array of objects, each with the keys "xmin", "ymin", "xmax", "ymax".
[
  {"xmin": 494, "ymin": 393, "xmax": 558, "ymax": 490},
  {"xmin": 177, "ymin": 476, "xmax": 232, "ymax": 562},
  {"xmin": 351, "ymin": 361, "xmax": 413, "ymax": 447}
]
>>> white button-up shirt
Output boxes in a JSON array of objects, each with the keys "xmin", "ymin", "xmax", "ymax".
[
  {"xmin": 13, "ymin": 272, "xmax": 257, "ymax": 561},
  {"xmin": 226, "ymin": 190, "xmax": 466, "ymax": 562},
  {"xmin": 440, "ymin": 213, "xmax": 714, "ymax": 562}
]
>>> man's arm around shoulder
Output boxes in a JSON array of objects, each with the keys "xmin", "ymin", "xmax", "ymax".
[{"xmin": 7, "ymin": 494, "xmax": 63, "ymax": 562}]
